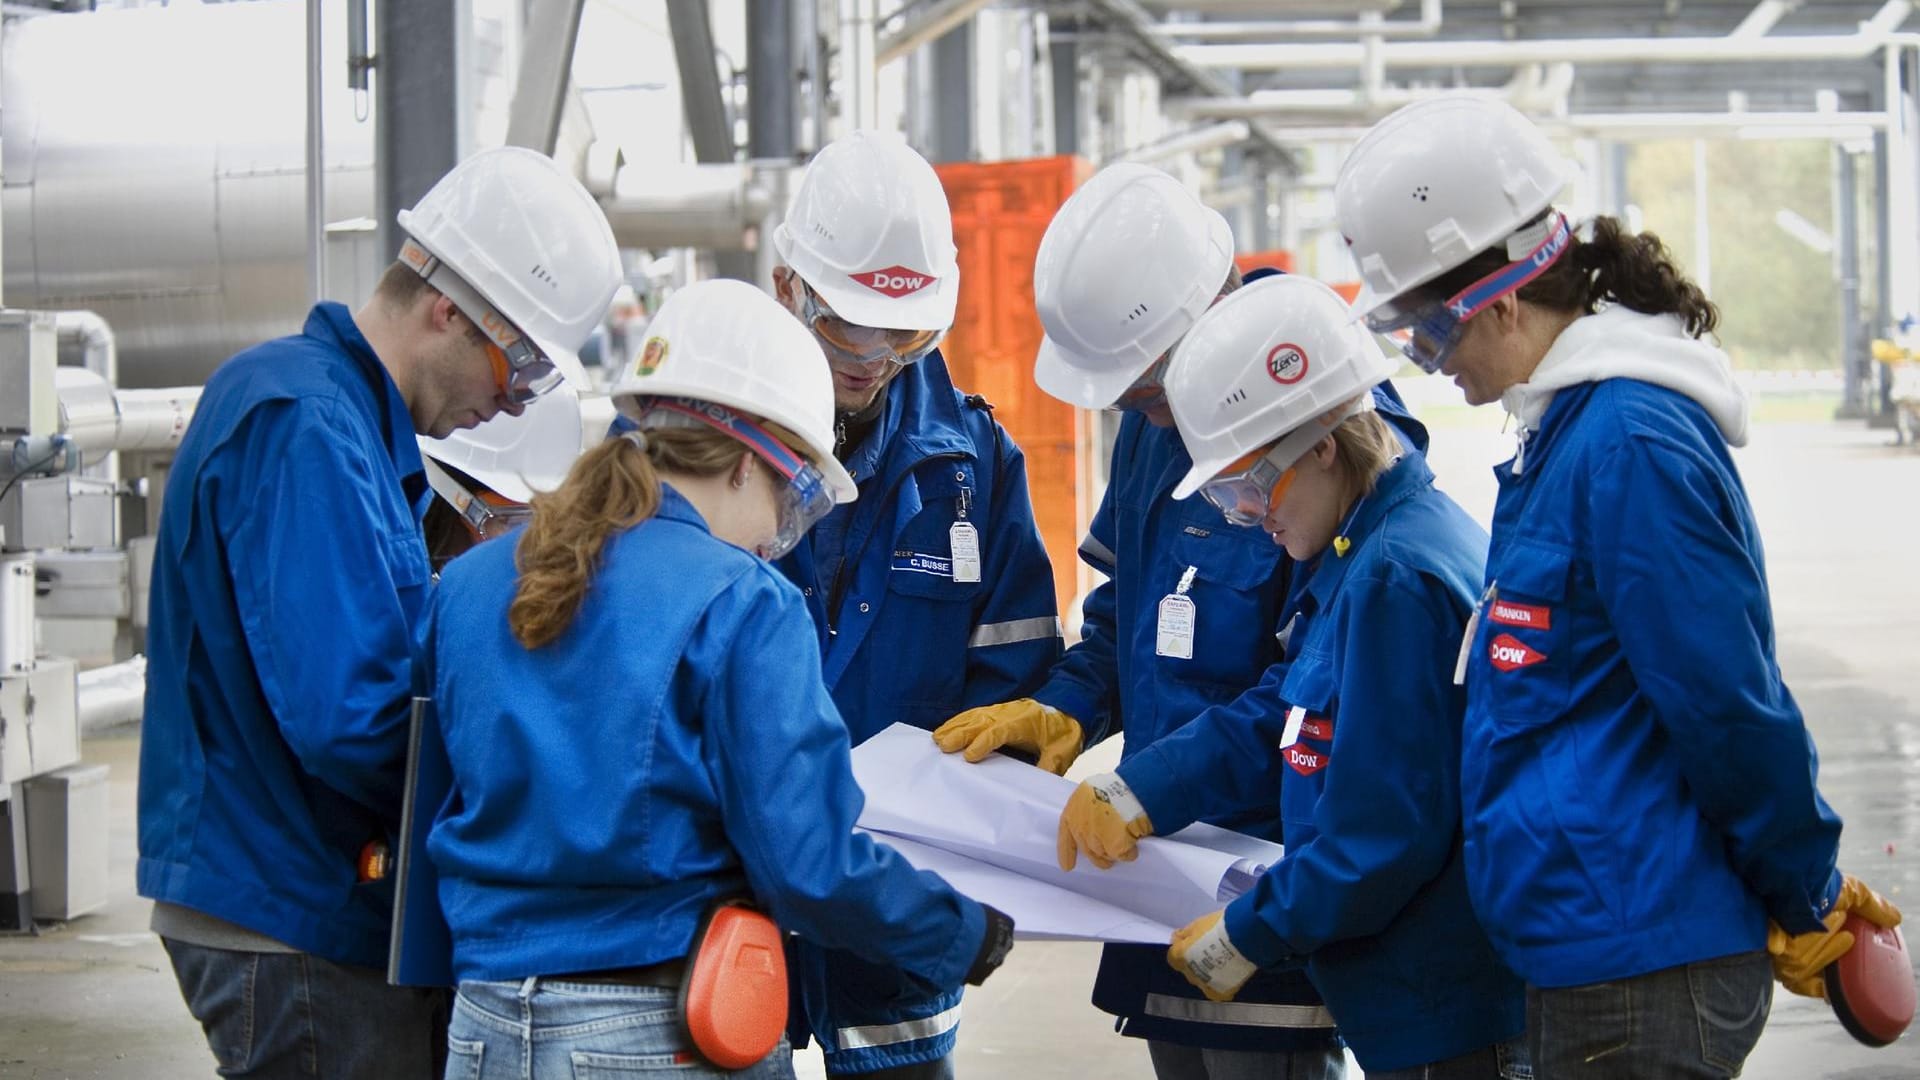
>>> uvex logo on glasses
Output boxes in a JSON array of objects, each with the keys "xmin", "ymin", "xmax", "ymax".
[{"xmin": 854, "ymin": 266, "xmax": 935, "ymax": 298}]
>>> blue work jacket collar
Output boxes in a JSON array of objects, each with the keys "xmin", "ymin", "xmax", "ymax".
[
  {"xmin": 651, "ymin": 484, "xmax": 711, "ymax": 534},
  {"xmin": 306, "ymin": 302, "xmax": 426, "ymax": 483},
  {"xmin": 845, "ymin": 350, "xmax": 976, "ymax": 488},
  {"xmin": 1297, "ymin": 452, "xmax": 1434, "ymax": 614}
]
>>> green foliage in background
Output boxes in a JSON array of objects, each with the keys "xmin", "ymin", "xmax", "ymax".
[{"xmin": 1626, "ymin": 140, "xmax": 1847, "ymax": 371}]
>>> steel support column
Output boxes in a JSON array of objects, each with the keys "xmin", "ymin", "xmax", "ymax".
[
  {"xmin": 928, "ymin": 23, "xmax": 974, "ymax": 163},
  {"xmin": 1051, "ymin": 37, "xmax": 1080, "ymax": 156},
  {"xmin": 377, "ymin": 0, "xmax": 470, "ymax": 264},
  {"xmin": 748, "ymin": 0, "xmax": 795, "ymax": 160},
  {"xmin": 1838, "ymin": 144, "xmax": 1871, "ymax": 419},
  {"xmin": 505, "ymin": 0, "xmax": 587, "ymax": 155}
]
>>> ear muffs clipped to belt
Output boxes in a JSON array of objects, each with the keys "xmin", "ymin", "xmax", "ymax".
[{"xmin": 680, "ymin": 899, "xmax": 788, "ymax": 1070}]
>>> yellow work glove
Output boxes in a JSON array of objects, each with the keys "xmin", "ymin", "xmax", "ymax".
[
  {"xmin": 1168, "ymin": 910, "xmax": 1257, "ymax": 1003},
  {"xmin": 1766, "ymin": 874, "xmax": 1904, "ymax": 999},
  {"xmin": 1057, "ymin": 772, "xmax": 1154, "ymax": 871},
  {"xmin": 932, "ymin": 698, "xmax": 1084, "ymax": 776}
]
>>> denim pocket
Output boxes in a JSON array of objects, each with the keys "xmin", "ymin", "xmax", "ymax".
[
  {"xmin": 1688, "ymin": 951, "xmax": 1772, "ymax": 1074},
  {"xmin": 162, "ymin": 940, "xmax": 257, "ymax": 1072},
  {"xmin": 1534, "ymin": 980, "xmax": 1632, "ymax": 1068},
  {"xmin": 445, "ymin": 1036, "xmax": 485, "ymax": 1080},
  {"xmin": 570, "ymin": 1049, "xmax": 696, "ymax": 1075}
]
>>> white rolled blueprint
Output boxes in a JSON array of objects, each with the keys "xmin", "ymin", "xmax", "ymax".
[{"xmin": 850, "ymin": 723, "xmax": 1283, "ymax": 944}]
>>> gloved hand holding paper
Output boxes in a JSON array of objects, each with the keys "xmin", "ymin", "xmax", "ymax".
[{"xmin": 852, "ymin": 724, "xmax": 1281, "ymax": 944}]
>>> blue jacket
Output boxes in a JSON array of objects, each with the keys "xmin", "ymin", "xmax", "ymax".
[
  {"xmin": 138, "ymin": 303, "xmax": 431, "ymax": 967},
  {"xmin": 773, "ymin": 352, "xmax": 1060, "ymax": 1072},
  {"xmin": 1464, "ymin": 318, "xmax": 1841, "ymax": 988},
  {"xmin": 425, "ymin": 488, "xmax": 989, "ymax": 988},
  {"xmin": 1122, "ymin": 455, "xmax": 1525, "ymax": 1072},
  {"xmin": 1027, "ymin": 384, "xmax": 1424, "ymax": 1051}
]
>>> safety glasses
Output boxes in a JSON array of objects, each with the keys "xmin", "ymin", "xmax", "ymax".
[
  {"xmin": 797, "ymin": 282, "xmax": 943, "ymax": 368},
  {"xmin": 401, "ymin": 237, "xmax": 562, "ymax": 405},
  {"xmin": 421, "ymin": 457, "xmax": 533, "ymax": 541},
  {"xmin": 644, "ymin": 398, "xmax": 836, "ymax": 560},
  {"xmin": 1365, "ymin": 212, "xmax": 1573, "ymax": 374},
  {"xmin": 1199, "ymin": 445, "xmax": 1299, "ymax": 527}
]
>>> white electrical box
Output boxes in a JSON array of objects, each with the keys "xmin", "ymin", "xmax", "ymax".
[
  {"xmin": 0, "ymin": 658, "xmax": 81, "ymax": 786},
  {"xmin": 26, "ymin": 763, "xmax": 110, "ymax": 921}
]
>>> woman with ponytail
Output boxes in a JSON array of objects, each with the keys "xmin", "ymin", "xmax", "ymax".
[
  {"xmin": 1334, "ymin": 95, "xmax": 1899, "ymax": 1078},
  {"xmin": 421, "ymin": 279, "xmax": 1014, "ymax": 1079}
]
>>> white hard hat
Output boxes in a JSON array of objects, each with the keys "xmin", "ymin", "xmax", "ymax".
[
  {"xmin": 1166, "ymin": 275, "xmax": 1398, "ymax": 500},
  {"xmin": 397, "ymin": 146, "xmax": 624, "ymax": 376},
  {"xmin": 419, "ymin": 382, "xmax": 588, "ymax": 503},
  {"xmin": 609, "ymin": 279, "xmax": 856, "ymax": 504},
  {"xmin": 772, "ymin": 130, "xmax": 958, "ymax": 332},
  {"xmin": 1335, "ymin": 94, "xmax": 1572, "ymax": 320},
  {"xmin": 1032, "ymin": 163, "xmax": 1234, "ymax": 410}
]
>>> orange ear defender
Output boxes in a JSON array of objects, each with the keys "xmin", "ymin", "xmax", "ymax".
[{"xmin": 679, "ymin": 899, "xmax": 788, "ymax": 1069}]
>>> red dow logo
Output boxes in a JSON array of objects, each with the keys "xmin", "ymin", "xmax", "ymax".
[
  {"xmin": 1299, "ymin": 716, "xmax": 1333, "ymax": 742},
  {"xmin": 1286, "ymin": 745, "xmax": 1327, "ymax": 776},
  {"xmin": 1488, "ymin": 633, "xmax": 1546, "ymax": 672},
  {"xmin": 854, "ymin": 266, "xmax": 934, "ymax": 297}
]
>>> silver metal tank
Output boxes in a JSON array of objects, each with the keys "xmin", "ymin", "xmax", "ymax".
[{"xmin": 2, "ymin": 1, "xmax": 377, "ymax": 389}]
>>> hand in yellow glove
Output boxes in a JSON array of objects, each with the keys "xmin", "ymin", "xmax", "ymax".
[
  {"xmin": 1767, "ymin": 873, "xmax": 1904, "ymax": 999},
  {"xmin": 1168, "ymin": 910, "xmax": 1257, "ymax": 1003},
  {"xmin": 932, "ymin": 698, "xmax": 1084, "ymax": 776},
  {"xmin": 1056, "ymin": 773, "xmax": 1154, "ymax": 871}
]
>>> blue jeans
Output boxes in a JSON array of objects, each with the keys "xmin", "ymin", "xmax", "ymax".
[
  {"xmin": 449, "ymin": 978, "xmax": 797, "ymax": 1079},
  {"xmin": 1526, "ymin": 951, "xmax": 1772, "ymax": 1079},
  {"xmin": 1366, "ymin": 1038, "xmax": 1531, "ymax": 1080},
  {"xmin": 163, "ymin": 937, "xmax": 449, "ymax": 1078},
  {"xmin": 1147, "ymin": 1040, "xmax": 1346, "ymax": 1080}
]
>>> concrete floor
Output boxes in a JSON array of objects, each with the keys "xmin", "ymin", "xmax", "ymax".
[{"xmin": 3, "ymin": 408, "xmax": 1918, "ymax": 1078}]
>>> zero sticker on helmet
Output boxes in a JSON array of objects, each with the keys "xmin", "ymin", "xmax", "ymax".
[{"xmin": 1267, "ymin": 343, "xmax": 1309, "ymax": 385}]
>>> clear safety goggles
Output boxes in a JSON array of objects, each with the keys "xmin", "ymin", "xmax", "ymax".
[
  {"xmin": 421, "ymin": 456, "xmax": 532, "ymax": 541},
  {"xmin": 797, "ymin": 281, "xmax": 944, "ymax": 369},
  {"xmin": 641, "ymin": 398, "xmax": 835, "ymax": 560},
  {"xmin": 1197, "ymin": 396, "xmax": 1375, "ymax": 527},
  {"xmin": 401, "ymin": 238, "xmax": 563, "ymax": 405},
  {"xmin": 1364, "ymin": 212, "xmax": 1574, "ymax": 374}
]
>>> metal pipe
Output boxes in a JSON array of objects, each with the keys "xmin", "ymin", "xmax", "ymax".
[
  {"xmin": 877, "ymin": 0, "xmax": 994, "ymax": 67},
  {"xmin": 1114, "ymin": 120, "xmax": 1251, "ymax": 164},
  {"xmin": 54, "ymin": 368, "xmax": 201, "ymax": 460},
  {"xmin": 305, "ymin": 0, "xmax": 326, "ymax": 306},
  {"xmin": 1155, "ymin": 0, "xmax": 1443, "ymax": 40},
  {"xmin": 53, "ymin": 312, "xmax": 119, "ymax": 483},
  {"xmin": 1175, "ymin": 6, "xmax": 1913, "ymax": 70},
  {"xmin": 1730, "ymin": 0, "xmax": 1796, "ymax": 39},
  {"xmin": 840, "ymin": 0, "xmax": 879, "ymax": 131},
  {"xmin": 748, "ymin": 0, "xmax": 796, "ymax": 158},
  {"xmin": 76, "ymin": 655, "xmax": 146, "ymax": 734},
  {"xmin": 346, "ymin": 0, "xmax": 372, "ymax": 93},
  {"xmin": 1173, "ymin": 62, "xmax": 1574, "ymax": 120},
  {"xmin": 1693, "ymin": 139, "xmax": 1713, "ymax": 297}
]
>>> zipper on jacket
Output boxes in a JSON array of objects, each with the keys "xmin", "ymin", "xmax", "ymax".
[{"xmin": 826, "ymin": 451, "xmax": 968, "ymax": 637}]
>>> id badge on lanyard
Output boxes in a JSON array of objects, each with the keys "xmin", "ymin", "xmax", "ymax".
[
  {"xmin": 1156, "ymin": 565, "xmax": 1199, "ymax": 659},
  {"xmin": 1455, "ymin": 581, "xmax": 1497, "ymax": 685},
  {"xmin": 950, "ymin": 485, "xmax": 981, "ymax": 583}
]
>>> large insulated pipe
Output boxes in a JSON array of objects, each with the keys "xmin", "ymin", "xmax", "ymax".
[
  {"xmin": 76, "ymin": 655, "xmax": 146, "ymax": 734},
  {"xmin": 55, "ymin": 368, "xmax": 201, "ymax": 463}
]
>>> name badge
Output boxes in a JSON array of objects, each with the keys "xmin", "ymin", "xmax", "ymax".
[
  {"xmin": 949, "ymin": 522, "xmax": 982, "ymax": 583},
  {"xmin": 1156, "ymin": 565, "xmax": 1200, "ymax": 659}
]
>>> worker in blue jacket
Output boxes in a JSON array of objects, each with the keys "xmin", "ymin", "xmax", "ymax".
[
  {"xmin": 425, "ymin": 280, "xmax": 1015, "ymax": 1080},
  {"xmin": 1057, "ymin": 274, "xmax": 1527, "ymax": 1078},
  {"xmin": 937, "ymin": 165, "xmax": 1416, "ymax": 1079},
  {"xmin": 137, "ymin": 148, "xmax": 622, "ymax": 1079},
  {"xmin": 767, "ymin": 131, "xmax": 1060, "ymax": 1078},
  {"xmin": 1335, "ymin": 94, "xmax": 1902, "ymax": 1078}
]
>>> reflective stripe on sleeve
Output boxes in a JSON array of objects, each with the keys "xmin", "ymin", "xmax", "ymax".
[
  {"xmin": 835, "ymin": 1002, "xmax": 965, "ymax": 1050},
  {"xmin": 1142, "ymin": 993, "xmax": 1336, "ymax": 1029},
  {"xmin": 967, "ymin": 616, "xmax": 1063, "ymax": 649}
]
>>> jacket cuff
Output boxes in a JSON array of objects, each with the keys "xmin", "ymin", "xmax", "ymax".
[
  {"xmin": 964, "ymin": 904, "xmax": 1016, "ymax": 986},
  {"xmin": 1031, "ymin": 682, "xmax": 1099, "ymax": 738},
  {"xmin": 1114, "ymin": 745, "xmax": 1192, "ymax": 836},
  {"xmin": 1222, "ymin": 892, "xmax": 1290, "ymax": 970}
]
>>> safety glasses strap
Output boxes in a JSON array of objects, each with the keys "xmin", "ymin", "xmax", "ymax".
[
  {"xmin": 645, "ymin": 398, "xmax": 809, "ymax": 481},
  {"xmin": 400, "ymin": 238, "xmax": 549, "ymax": 373},
  {"xmin": 1442, "ymin": 212, "xmax": 1574, "ymax": 323}
]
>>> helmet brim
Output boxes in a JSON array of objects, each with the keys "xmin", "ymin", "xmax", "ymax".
[{"xmin": 1034, "ymin": 336, "xmax": 1154, "ymax": 410}]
